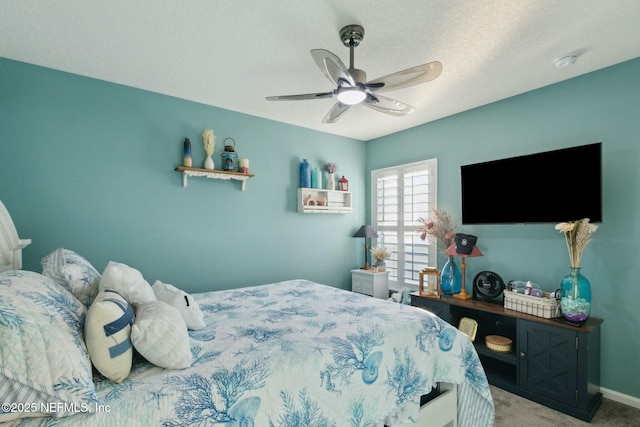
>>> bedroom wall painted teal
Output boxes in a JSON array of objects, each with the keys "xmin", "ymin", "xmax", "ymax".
[
  {"xmin": 0, "ymin": 58, "xmax": 366, "ymax": 292},
  {"xmin": 366, "ymin": 57, "xmax": 640, "ymax": 399},
  {"xmin": 2, "ymin": 55, "xmax": 639, "ymax": 400}
]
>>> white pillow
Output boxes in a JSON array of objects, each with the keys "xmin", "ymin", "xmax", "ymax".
[
  {"xmin": 98, "ymin": 261, "xmax": 156, "ymax": 305},
  {"xmin": 84, "ymin": 289, "xmax": 134, "ymax": 383},
  {"xmin": 131, "ymin": 301, "xmax": 192, "ymax": 369},
  {"xmin": 152, "ymin": 280, "xmax": 206, "ymax": 330},
  {"xmin": 41, "ymin": 248, "xmax": 101, "ymax": 307}
]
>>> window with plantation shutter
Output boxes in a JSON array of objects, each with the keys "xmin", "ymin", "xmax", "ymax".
[{"xmin": 371, "ymin": 159, "xmax": 437, "ymax": 291}]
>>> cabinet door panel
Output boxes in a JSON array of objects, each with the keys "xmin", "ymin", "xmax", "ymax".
[{"xmin": 518, "ymin": 320, "xmax": 576, "ymax": 407}]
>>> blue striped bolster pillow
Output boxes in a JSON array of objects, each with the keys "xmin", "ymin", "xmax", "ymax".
[{"xmin": 84, "ymin": 289, "xmax": 135, "ymax": 383}]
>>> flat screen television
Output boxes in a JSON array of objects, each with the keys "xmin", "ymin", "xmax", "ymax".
[{"xmin": 461, "ymin": 142, "xmax": 602, "ymax": 224}]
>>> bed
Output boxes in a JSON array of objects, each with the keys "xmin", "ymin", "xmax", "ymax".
[{"xmin": 0, "ymin": 201, "xmax": 494, "ymax": 427}]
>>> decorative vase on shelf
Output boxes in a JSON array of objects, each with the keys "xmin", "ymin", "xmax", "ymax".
[
  {"xmin": 311, "ymin": 167, "xmax": 322, "ymax": 189},
  {"xmin": 204, "ymin": 155, "xmax": 214, "ymax": 170},
  {"xmin": 560, "ymin": 267, "xmax": 591, "ymax": 323},
  {"xmin": 440, "ymin": 256, "xmax": 461, "ymax": 295},
  {"xmin": 326, "ymin": 172, "xmax": 336, "ymax": 190},
  {"xmin": 375, "ymin": 260, "xmax": 386, "ymax": 272},
  {"xmin": 300, "ymin": 159, "xmax": 311, "ymax": 188}
]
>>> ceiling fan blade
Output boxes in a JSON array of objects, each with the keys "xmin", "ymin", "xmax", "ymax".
[
  {"xmin": 362, "ymin": 94, "xmax": 415, "ymax": 116},
  {"xmin": 322, "ymin": 102, "xmax": 351, "ymax": 123},
  {"xmin": 367, "ymin": 61, "xmax": 443, "ymax": 93},
  {"xmin": 266, "ymin": 91, "xmax": 334, "ymax": 101},
  {"xmin": 311, "ymin": 49, "xmax": 355, "ymax": 87}
]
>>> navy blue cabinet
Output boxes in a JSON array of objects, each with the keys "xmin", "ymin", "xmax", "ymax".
[{"xmin": 411, "ymin": 293, "xmax": 603, "ymax": 422}]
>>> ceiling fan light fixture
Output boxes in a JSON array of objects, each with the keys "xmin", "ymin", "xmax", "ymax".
[{"xmin": 337, "ymin": 87, "xmax": 366, "ymax": 105}]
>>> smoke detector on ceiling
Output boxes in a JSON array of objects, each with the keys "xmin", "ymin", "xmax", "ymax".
[{"xmin": 554, "ymin": 55, "xmax": 578, "ymax": 68}]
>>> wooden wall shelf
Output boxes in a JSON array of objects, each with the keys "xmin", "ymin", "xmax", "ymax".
[{"xmin": 175, "ymin": 166, "xmax": 255, "ymax": 191}]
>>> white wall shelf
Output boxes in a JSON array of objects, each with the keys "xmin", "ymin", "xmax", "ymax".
[
  {"xmin": 297, "ymin": 188, "xmax": 352, "ymax": 214},
  {"xmin": 175, "ymin": 166, "xmax": 255, "ymax": 191}
]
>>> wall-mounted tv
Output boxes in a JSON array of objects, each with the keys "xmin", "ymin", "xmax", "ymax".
[{"xmin": 461, "ymin": 142, "xmax": 602, "ymax": 224}]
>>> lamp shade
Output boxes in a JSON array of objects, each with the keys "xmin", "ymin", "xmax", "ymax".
[
  {"xmin": 444, "ymin": 243, "xmax": 483, "ymax": 258},
  {"xmin": 353, "ymin": 225, "xmax": 378, "ymax": 238}
]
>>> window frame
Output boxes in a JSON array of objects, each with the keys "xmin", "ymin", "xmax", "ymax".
[{"xmin": 370, "ymin": 158, "xmax": 438, "ymax": 292}]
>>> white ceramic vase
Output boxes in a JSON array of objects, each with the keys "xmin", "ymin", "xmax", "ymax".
[
  {"xmin": 327, "ymin": 172, "xmax": 336, "ymax": 190},
  {"xmin": 204, "ymin": 155, "xmax": 214, "ymax": 170}
]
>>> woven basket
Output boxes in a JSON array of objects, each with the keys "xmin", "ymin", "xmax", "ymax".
[
  {"xmin": 504, "ymin": 291, "xmax": 560, "ymax": 319},
  {"xmin": 486, "ymin": 335, "xmax": 512, "ymax": 353}
]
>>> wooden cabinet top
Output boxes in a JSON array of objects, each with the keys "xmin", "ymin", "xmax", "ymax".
[{"xmin": 411, "ymin": 292, "xmax": 603, "ymax": 333}]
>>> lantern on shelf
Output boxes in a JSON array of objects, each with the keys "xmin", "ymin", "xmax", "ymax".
[
  {"xmin": 419, "ymin": 267, "xmax": 441, "ymax": 299},
  {"xmin": 339, "ymin": 175, "xmax": 349, "ymax": 191},
  {"xmin": 221, "ymin": 138, "xmax": 238, "ymax": 172}
]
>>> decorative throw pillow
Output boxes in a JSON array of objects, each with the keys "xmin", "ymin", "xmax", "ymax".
[
  {"xmin": 41, "ymin": 247, "xmax": 101, "ymax": 307},
  {"xmin": 131, "ymin": 301, "xmax": 192, "ymax": 369},
  {"xmin": 0, "ymin": 270, "xmax": 97, "ymax": 422},
  {"xmin": 152, "ymin": 280, "xmax": 206, "ymax": 330},
  {"xmin": 98, "ymin": 261, "xmax": 156, "ymax": 305},
  {"xmin": 84, "ymin": 289, "xmax": 135, "ymax": 383}
]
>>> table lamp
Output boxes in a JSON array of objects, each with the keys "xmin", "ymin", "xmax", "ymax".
[
  {"xmin": 445, "ymin": 235, "xmax": 483, "ymax": 300},
  {"xmin": 353, "ymin": 225, "xmax": 378, "ymax": 270}
]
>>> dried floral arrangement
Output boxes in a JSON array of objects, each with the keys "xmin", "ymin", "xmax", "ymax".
[
  {"xmin": 202, "ymin": 129, "xmax": 215, "ymax": 156},
  {"xmin": 323, "ymin": 162, "xmax": 338, "ymax": 174},
  {"xmin": 371, "ymin": 246, "xmax": 391, "ymax": 261},
  {"xmin": 417, "ymin": 209, "xmax": 458, "ymax": 251},
  {"xmin": 555, "ymin": 218, "xmax": 598, "ymax": 268}
]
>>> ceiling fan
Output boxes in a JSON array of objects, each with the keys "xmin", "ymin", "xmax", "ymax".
[{"xmin": 265, "ymin": 24, "xmax": 442, "ymax": 124}]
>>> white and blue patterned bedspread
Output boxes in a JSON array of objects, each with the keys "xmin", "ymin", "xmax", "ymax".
[{"xmin": 8, "ymin": 279, "xmax": 494, "ymax": 426}]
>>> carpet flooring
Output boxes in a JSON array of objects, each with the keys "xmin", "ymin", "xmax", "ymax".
[{"xmin": 492, "ymin": 386, "xmax": 640, "ymax": 427}]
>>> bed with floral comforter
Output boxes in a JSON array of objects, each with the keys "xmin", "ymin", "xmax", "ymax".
[{"xmin": 1, "ymin": 273, "xmax": 494, "ymax": 426}]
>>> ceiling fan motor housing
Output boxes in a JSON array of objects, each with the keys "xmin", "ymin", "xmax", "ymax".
[
  {"xmin": 340, "ymin": 24, "xmax": 364, "ymax": 47},
  {"xmin": 348, "ymin": 68, "xmax": 366, "ymax": 85}
]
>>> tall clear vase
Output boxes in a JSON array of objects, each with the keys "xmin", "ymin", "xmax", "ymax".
[
  {"xmin": 560, "ymin": 267, "xmax": 591, "ymax": 323},
  {"xmin": 440, "ymin": 256, "xmax": 461, "ymax": 295}
]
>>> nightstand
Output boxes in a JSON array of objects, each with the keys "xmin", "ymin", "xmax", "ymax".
[{"xmin": 351, "ymin": 269, "xmax": 389, "ymax": 299}]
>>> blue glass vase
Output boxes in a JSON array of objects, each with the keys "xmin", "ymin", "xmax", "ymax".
[
  {"xmin": 299, "ymin": 159, "xmax": 311, "ymax": 188},
  {"xmin": 560, "ymin": 267, "xmax": 591, "ymax": 323},
  {"xmin": 440, "ymin": 256, "xmax": 461, "ymax": 295}
]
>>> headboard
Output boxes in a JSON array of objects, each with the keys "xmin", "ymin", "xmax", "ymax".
[{"xmin": 0, "ymin": 200, "xmax": 31, "ymax": 272}]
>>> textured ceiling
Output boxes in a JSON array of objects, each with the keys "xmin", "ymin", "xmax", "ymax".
[{"xmin": 2, "ymin": 1, "xmax": 640, "ymax": 141}]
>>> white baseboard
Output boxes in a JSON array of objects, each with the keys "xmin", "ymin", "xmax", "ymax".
[{"xmin": 601, "ymin": 387, "xmax": 640, "ymax": 409}]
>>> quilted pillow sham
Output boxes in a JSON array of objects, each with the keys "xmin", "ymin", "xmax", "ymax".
[
  {"xmin": 0, "ymin": 270, "xmax": 97, "ymax": 422},
  {"xmin": 41, "ymin": 247, "xmax": 101, "ymax": 307}
]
